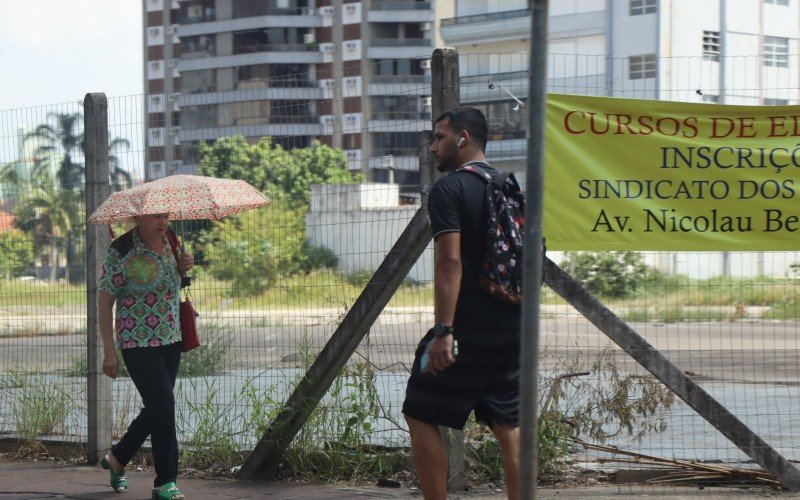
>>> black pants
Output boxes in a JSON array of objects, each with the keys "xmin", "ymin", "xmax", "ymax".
[{"xmin": 112, "ymin": 342, "xmax": 181, "ymax": 487}]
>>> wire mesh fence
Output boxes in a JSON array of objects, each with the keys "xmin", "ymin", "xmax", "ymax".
[{"xmin": 0, "ymin": 51, "xmax": 799, "ymax": 486}]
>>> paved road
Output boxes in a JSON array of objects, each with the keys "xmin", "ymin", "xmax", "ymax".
[{"xmin": 2, "ymin": 310, "xmax": 799, "ymax": 385}]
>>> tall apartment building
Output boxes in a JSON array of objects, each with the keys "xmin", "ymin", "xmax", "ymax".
[
  {"xmin": 143, "ymin": 0, "xmax": 452, "ymax": 189},
  {"xmin": 440, "ymin": 0, "xmax": 800, "ymax": 174}
]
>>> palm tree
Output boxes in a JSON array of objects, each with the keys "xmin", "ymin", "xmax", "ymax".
[
  {"xmin": 25, "ymin": 112, "xmax": 84, "ymax": 193},
  {"xmin": 6, "ymin": 158, "xmax": 75, "ymax": 283},
  {"xmin": 109, "ymin": 137, "xmax": 132, "ymax": 192}
]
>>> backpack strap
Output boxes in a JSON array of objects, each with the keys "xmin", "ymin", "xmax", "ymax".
[{"xmin": 458, "ymin": 162, "xmax": 516, "ymax": 191}]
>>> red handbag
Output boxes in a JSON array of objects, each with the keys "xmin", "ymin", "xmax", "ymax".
[
  {"xmin": 179, "ymin": 289, "xmax": 200, "ymax": 352},
  {"xmin": 167, "ymin": 229, "xmax": 200, "ymax": 352}
]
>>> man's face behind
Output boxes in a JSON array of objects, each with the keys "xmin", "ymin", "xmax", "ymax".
[{"xmin": 430, "ymin": 119, "xmax": 459, "ymax": 172}]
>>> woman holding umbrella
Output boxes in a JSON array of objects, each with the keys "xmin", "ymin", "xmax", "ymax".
[
  {"xmin": 89, "ymin": 174, "xmax": 270, "ymax": 498},
  {"xmin": 97, "ymin": 213, "xmax": 193, "ymax": 500}
]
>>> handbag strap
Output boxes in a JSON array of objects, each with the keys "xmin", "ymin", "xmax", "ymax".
[{"xmin": 166, "ymin": 228, "xmax": 191, "ymax": 289}]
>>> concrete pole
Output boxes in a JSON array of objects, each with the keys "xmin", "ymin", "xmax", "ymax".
[{"xmin": 84, "ymin": 92, "xmax": 112, "ymax": 464}]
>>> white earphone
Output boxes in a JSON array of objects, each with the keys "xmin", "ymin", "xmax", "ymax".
[{"xmin": 457, "ymin": 137, "xmax": 465, "ymax": 147}]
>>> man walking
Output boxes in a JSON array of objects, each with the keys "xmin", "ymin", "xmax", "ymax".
[{"xmin": 403, "ymin": 107, "xmax": 521, "ymax": 500}]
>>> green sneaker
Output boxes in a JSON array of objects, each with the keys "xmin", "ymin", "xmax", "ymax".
[{"xmin": 151, "ymin": 482, "xmax": 184, "ymax": 500}]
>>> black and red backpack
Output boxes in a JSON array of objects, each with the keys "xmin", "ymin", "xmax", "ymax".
[{"xmin": 457, "ymin": 162, "xmax": 525, "ymax": 305}]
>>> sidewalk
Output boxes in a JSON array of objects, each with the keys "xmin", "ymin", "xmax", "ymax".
[{"xmin": 0, "ymin": 457, "xmax": 796, "ymax": 499}]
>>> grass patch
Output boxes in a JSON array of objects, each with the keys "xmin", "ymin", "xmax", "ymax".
[
  {"xmin": 0, "ymin": 280, "xmax": 85, "ymax": 308},
  {"xmin": 191, "ymin": 269, "xmax": 433, "ymax": 311},
  {"xmin": 0, "ymin": 370, "xmax": 77, "ymax": 447}
]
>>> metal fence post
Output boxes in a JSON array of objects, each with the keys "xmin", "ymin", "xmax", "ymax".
[{"xmin": 84, "ymin": 92, "xmax": 112, "ymax": 464}]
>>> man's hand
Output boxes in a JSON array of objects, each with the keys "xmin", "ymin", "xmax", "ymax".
[
  {"xmin": 426, "ymin": 334, "xmax": 456, "ymax": 375},
  {"xmin": 103, "ymin": 350, "xmax": 120, "ymax": 379}
]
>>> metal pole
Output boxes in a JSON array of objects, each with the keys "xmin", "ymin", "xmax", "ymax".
[
  {"xmin": 84, "ymin": 92, "xmax": 112, "ymax": 464},
  {"xmin": 520, "ymin": 1, "xmax": 548, "ymax": 498}
]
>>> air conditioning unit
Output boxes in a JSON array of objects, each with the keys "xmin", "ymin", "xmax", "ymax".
[
  {"xmin": 345, "ymin": 4, "xmax": 357, "ymax": 13},
  {"xmin": 345, "ymin": 41, "xmax": 358, "ymax": 51},
  {"xmin": 301, "ymin": 6, "xmax": 315, "ymax": 15},
  {"xmin": 149, "ymin": 61, "xmax": 161, "ymax": 70},
  {"xmin": 421, "ymin": 97, "xmax": 432, "ymax": 107},
  {"xmin": 151, "ymin": 128, "xmax": 162, "ymax": 138},
  {"xmin": 321, "ymin": 115, "xmax": 336, "ymax": 124},
  {"xmin": 150, "ymin": 95, "xmax": 162, "ymax": 105},
  {"xmin": 170, "ymin": 126, "xmax": 181, "ymax": 136},
  {"xmin": 166, "ymin": 26, "xmax": 175, "ymax": 35},
  {"xmin": 148, "ymin": 27, "xmax": 160, "ymax": 37},
  {"xmin": 346, "ymin": 77, "xmax": 358, "ymax": 86},
  {"xmin": 319, "ymin": 79, "xmax": 335, "ymax": 88},
  {"xmin": 421, "ymin": 22, "xmax": 432, "ymax": 31},
  {"xmin": 167, "ymin": 59, "xmax": 177, "ymax": 68},
  {"xmin": 345, "ymin": 150, "xmax": 359, "ymax": 161},
  {"xmin": 303, "ymin": 33, "xmax": 315, "ymax": 44},
  {"xmin": 319, "ymin": 43, "xmax": 335, "ymax": 53},
  {"xmin": 171, "ymin": 160, "xmax": 183, "ymax": 169},
  {"xmin": 187, "ymin": 5, "xmax": 202, "ymax": 17},
  {"xmin": 345, "ymin": 115, "xmax": 358, "ymax": 122},
  {"xmin": 420, "ymin": 59, "xmax": 431, "ymax": 69},
  {"xmin": 319, "ymin": 6, "xmax": 334, "ymax": 16}
]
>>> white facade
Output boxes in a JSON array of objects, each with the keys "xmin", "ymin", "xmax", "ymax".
[{"xmin": 306, "ymin": 184, "xmax": 433, "ymax": 282}]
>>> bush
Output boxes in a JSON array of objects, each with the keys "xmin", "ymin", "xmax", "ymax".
[
  {"xmin": 561, "ymin": 251, "xmax": 647, "ymax": 298},
  {"xmin": 0, "ymin": 229, "xmax": 34, "ymax": 280}
]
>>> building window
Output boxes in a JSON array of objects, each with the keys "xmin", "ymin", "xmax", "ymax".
[
  {"xmin": 764, "ymin": 36, "xmax": 789, "ymax": 67},
  {"xmin": 629, "ymin": 54, "xmax": 657, "ymax": 79},
  {"xmin": 703, "ymin": 31, "xmax": 720, "ymax": 62},
  {"xmin": 630, "ymin": 0, "xmax": 657, "ymax": 15},
  {"xmin": 702, "ymin": 94, "xmax": 720, "ymax": 103},
  {"xmin": 766, "ymin": 0, "xmax": 789, "ymax": 5},
  {"xmin": 765, "ymin": 98, "xmax": 789, "ymax": 105}
]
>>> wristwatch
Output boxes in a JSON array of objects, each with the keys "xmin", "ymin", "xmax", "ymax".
[{"xmin": 432, "ymin": 322, "xmax": 454, "ymax": 337}]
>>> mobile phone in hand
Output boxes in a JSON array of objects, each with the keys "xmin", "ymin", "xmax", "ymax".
[{"xmin": 420, "ymin": 340, "xmax": 459, "ymax": 374}]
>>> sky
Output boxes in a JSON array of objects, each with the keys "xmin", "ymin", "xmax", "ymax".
[{"xmin": 0, "ymin": 0, "xmax": 143, "ymax": 110}]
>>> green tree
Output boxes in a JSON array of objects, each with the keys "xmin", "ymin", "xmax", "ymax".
[
  {"xmin": 26, "ymin": 112, "xmax": 84, "ymax": 192},
  {"xmin": 562, "ymin": 251, "xmax": 647, "ymax": 298},
  {"xmin": 109, "ymin": 137, "xmax": 132, "ymax": 192},
  {"xmin": 198, "ymin": 136, "xmax": 361, "ymax": 204},
  {"xmin": 204, "ymin": 203, "xmax": 337, "ymax": 295},
  {"xmin": 0, "ymin": 228, "xmax": 34, "ymax": 280}
]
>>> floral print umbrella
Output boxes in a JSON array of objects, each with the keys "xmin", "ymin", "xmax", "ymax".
[{"xmin": 89, "ymin": 175, "xmax": 271, "ymax": 224}]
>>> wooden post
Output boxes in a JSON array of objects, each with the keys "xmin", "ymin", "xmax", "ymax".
[
  {"xmin": 543, "ymin": 257, "xmax": 800, "ymax": 491},
  {"xmin": 84, "ymin": 92, "xmax": 112, "ymax": 465},
  {"xmin": 239, "ymin": 209, "xmax": 433, "ymax": 478},
  {"xmin": 428, "ymin": 47, "xmax": 466, "ymax": 493}
]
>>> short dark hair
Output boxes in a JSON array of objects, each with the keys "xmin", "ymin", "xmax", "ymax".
[{"xmin": 435, "ymin": 107, "xmax": 488, "ymax": 152}]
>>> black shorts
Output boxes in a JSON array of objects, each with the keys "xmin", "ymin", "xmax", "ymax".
[{"xmin": 402, "ymin": 328, "xmax": 520, "ymax": 430}]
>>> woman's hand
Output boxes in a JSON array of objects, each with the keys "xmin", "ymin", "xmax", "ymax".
[
  {"xmin": 103, "ymin": 350, "xmax": 120, "ymax": 379},
  {"xmin": 178, "ymin": 253, "xmax": 194, "ymax": 274}
]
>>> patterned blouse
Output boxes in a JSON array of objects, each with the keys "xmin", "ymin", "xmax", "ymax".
[{"xmin": 98, "ymin": 229, "xmax": 181, "ymax": 349}]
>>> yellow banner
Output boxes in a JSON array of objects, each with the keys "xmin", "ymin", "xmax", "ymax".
[{"xmin": 544, "ymin": 93, "xmax": 800, "ymax": 250}]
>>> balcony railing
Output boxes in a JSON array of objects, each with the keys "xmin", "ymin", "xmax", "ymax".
[
  {"xmin": 371, "ymin": 38, "xmax": 431, "ymax": 47},
  {"xmin": 372, "ymin": 111, "xmax": 430, "ymax": 120},
  {"xmin": 372, "ymin": 148, "xmax": 419, "ymax": 157},
  {"xmin": 181, "ymin": 13, "xmax": 216, "ymax": 24},
  {"xmin": 441, "ymin": 8, "xmax": 529, "ymax": 26},
  {"xmin": 233, "ymin": 6, "xmax": 317, "ymax": 18},
  {"xmin": 233, "ymin": 43, "xmax": 318, "ymax": 55},
  {"xmin": 371, "ymin": 74, "xmax": 429, "ymax": 84},
  {"xmin": 461, "ymin": 70, "xmax": 528, "ymax": 84},
  {"xmin": 370, "ymin": 0, "xmax": 432, "ymax": 10}
]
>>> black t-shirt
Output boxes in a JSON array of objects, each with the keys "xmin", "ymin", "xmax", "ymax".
[{"xmin": 428, "ymin": 163, "xmax": 522, "ymax": 333}]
